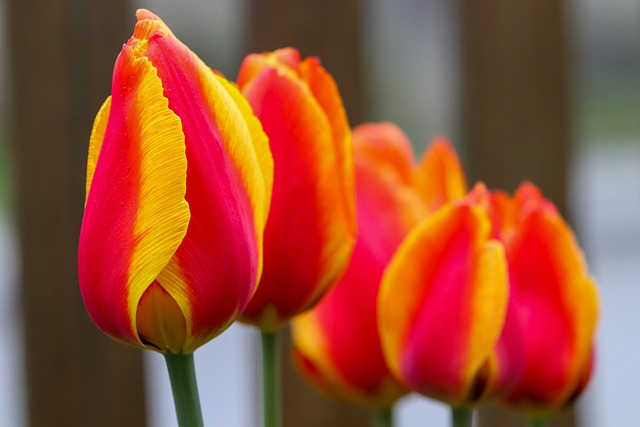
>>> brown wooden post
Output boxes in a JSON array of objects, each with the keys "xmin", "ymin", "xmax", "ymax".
[
  {"xmin": 245, "ymin": 1, "xmax": 371, "ymax": 426},
  {"xmin": 459, "ymin": 0, "xmax": 572, "ymax": 215},
  {"xmin": 7, "ymin": 2, "xmax": 148, "ymax": 426},
  {"xmin": 459, "ymin": 0, "xmax": 577, "ymax": 426}
]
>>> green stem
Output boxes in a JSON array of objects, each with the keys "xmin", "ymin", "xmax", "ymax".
[
  {"xmin": 529, "ymin": 418, "xmax": 550, "ymax": 427},
  {"xmin": 261, "ymin": 331, "xmax": 281, "ymax": 427},
  {"xmin": 163, "ymin": 353, "xmax": 204, "ymax": 427},
  {"xmin": 372, "ymin": 408, "xmax": 393, "ymax": 427},
  {"xmin": 451, "ymin": 406, "xmax": 472, "ymax": 427}
]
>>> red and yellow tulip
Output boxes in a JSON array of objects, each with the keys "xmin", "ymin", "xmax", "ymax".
[
  {"xmin": 78, "ymin": 10, "xmax": 273, "ymax": 354},
  {"xmin": 378, "ymin": 180, "xmax": 598, "ymax": 410},
  {"xmin": 378, "ymin": 183, "xmax": 524, "ymax": 406},
  {"xmin": 237, "ymin": 48, "xmax": 357, "ymax": 331},
  {"xmin": 292, "ymin": 123, "xmax": 467, "ymax": 408},
  {"xmin": 489, "ymin": 183, "xmax": 599, "ymax": 414}
]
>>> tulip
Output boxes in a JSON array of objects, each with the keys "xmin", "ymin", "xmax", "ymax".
[
  {"xmin": 291, "ymin": 123, "xmax": 467, "ymax": 413},
  {"xmin": 237, "ymin": 47, "xmax": 357, "ymax": 332},
  {"xmin": 237, "ymin": 47, "xmax": 355, "ymax": 427},
  {"xmin": 489, "ymin": 182, "xmax": 599, "ymax": 416},
  {"xmin": 79, "ymin": 8, "xmax": 272, "ymax": 354},
  {"xmin": 378, "ymin": 183, "xmax": 524, "ymax": 412},
  {"xmin": 78, "ymin": 10, "xmax": 273, "ymax": 426}
]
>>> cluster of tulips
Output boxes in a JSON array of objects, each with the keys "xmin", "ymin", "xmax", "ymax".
[{"xmin": 77, "ymin": 9, "xmax": 599, "ymax": 427}]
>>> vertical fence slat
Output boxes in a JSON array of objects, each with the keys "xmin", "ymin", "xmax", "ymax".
[{"xmin": 7, "ymin": 2, "xmax": 148, "ymax": 426}]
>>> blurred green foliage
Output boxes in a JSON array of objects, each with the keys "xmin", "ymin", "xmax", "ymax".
[
  {"xmin": 578, "ymin": 76, "xmax": 640, "ymax": 142},
  {"xmin": 0, "ymin": 129, "xmax": 11, "ymax": 212}
]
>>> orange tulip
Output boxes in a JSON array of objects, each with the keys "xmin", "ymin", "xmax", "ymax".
[
  {"xmin": 292, "ymin": 123, "xmax": 467, "ymax": 407},
  {"xmin": 237, "ymin": 48, "xmax": 356, "ymax": 331},
  {"xmin": 78, "ymin": 10, "xmax": 273, "ymax": 354},
  {"xmin": 488, "ymin": 183, "xmax": 599, "ymax": 414},
  {"xmin": 378, "ymin": 183, "xmax": 524, "ymax": 406}
]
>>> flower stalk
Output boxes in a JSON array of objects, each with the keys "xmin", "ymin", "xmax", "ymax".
[
  {"xmin": 373, "ymin": 408, "xmax": 393, "ymax": 427},
  {"xmin": 164, "ymin": 353, "xmax": 204, "ymax": 427},
  {"xmin": 529, "ymin": 418, "xmax": 550, "ymax": 427},
  {"xmin": 261, "ymin": 331, "xmax": 281, "ymax": 427},
  {"xmin": 451, "ymin": 407, "xmax": 472, "ymax": 427}
]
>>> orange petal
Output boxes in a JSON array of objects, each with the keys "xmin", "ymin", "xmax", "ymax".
[
  {"xmin": 353, "ymin": 122, "xmax": 416, "ymax": 185},
  {"xmin": 414, "ymin": 136, "xmax": 468, "ymax": 212}
]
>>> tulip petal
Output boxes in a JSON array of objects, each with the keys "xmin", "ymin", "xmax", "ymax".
[
  {"xmin": 132, "ymin": 9, "xmax": 175, "ymax": 46},
  {"xmin": 299, "ymin": 57, "xmax": 356, "ymax": 231},
  {"xmin": 293, "ymin": 306, "xmax": 405, "ymax": 408},
  {"xmin": 293, "ymin": 238, "xmax": 408, "ymax": 407},
  {"xmin": 78, "ymin": 46, "xmax": 189, "ymax": 346},
  {"xmin": 415, "ymin": 136, "xmax": 468, "ymax": 212},
  {"xmin": 353, "ymin": 122, "xmax": 415, "ymax": 185},
  {"xmin": 354, "ymin": 157, "xmax": 426, "ymax": 264},
  {"xmin": 379, "ymin": 204, "xmax": 509, "ymax": 405},
  {"xmin": 292, "ymin": 310, "xmax": 356, "ymax": 400},
  {"xmin": 236, "ymin": 47, "xmax": 301, "ymax": 89},
  {"xmin": 214, "ymin": 73, "xmax": 274, "ymax": 261},
  {"xmin": 136, "ymin": 281, "xmax": 187, "ymax": 352},
  {"xmin": 86, "ymin": 96, "xmax": 111, "ymax": 201}
]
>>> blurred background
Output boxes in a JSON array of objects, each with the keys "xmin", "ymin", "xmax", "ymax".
[{"xmin": 0, "ymin": 0, "xmax": 637, "ymax": 426}]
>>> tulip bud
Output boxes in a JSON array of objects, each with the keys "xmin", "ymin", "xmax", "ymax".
[
  {"xmin": 378, "ymin": 183, "xmax": 522, "ymax": 406},
  {"xmin": 78, "ymin": 9, "xmax": 273, "ymax": 354},
  {"xmin": 237, "ymin": 48, "xmax": 356, "ymax": 331},
  {"xmin": 491, "ymin": 183, "xmax": 599, "ymax": 414}
]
